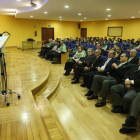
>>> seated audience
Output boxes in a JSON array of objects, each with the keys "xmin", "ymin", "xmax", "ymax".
[
  {"xmin": 111, "ymin": 58, "xmax": 140, "ymax": 113},
  {"xmin": 71, "ymin": 48, "xmax": 96, "ymax": 84},
  {"xmin": 128, "ymin": 49, "xmax": 139, "ymax": 64},
  {"xmin": 39, "ymin": 39, "xmax": 55, "ymax": 58},
  {"xmin": 120, "ymin": 92, "xmax": 140, "ymax": 134},
  {"xmin": 86, "ymin": 53, "xmax": 132, "ymax": 107},
  {"xmin": 97, "ymin": 43, "xmax": 105, "ymax": 56},
  {"xmin": 52, "ymin": 41, "xmax": 67, "ymax": 64},
  {"xmin": 101, "ymin": 41, "xmax": 107, "ymax": 50},
  {"xmin": 63, "ymin": 45, "xmax": 86, "ymax": 76},
  {"xmin": 69, "ymin": 42, "xmax": 80, "ymax": 57},
  {"xmin": 45, "ymin": 40, "xmax": 59, "ymax": 60},
  {"xmin": 115, "ymin": 47, "xmax": 123, "ymax": 60},
  {"xmin": 80, "ymin": 50, "xmax": 117, "ymax": 89}
]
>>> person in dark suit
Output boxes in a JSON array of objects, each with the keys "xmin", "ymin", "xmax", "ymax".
[
  {"xmin": 86, "ymin": 53, "xmax": 132, "ymax": 107},
  {"xmin": 119, "ymin": 92, "xmax": 140, "ymax": 134},
  {"xmin": 80, "ymin": 50, "xmax": 117, "ymax": 89},
  {"xmin": 71, "ymin": 49, "xmax": 103, "ymax": 84},
  {"xmin": 115, "ymin": 47, "xmax": 123, "ymax": 60},
  {"xmin": 128, "ymin": 49, "xmax": 139, "ymax": 64},
  {"xmin": 111, "ymin": 58, "xmax": 140, "ymax": 113},
  {"xmin": 96, "ymin": 43, "xmax": 105, "ymax": 56}
]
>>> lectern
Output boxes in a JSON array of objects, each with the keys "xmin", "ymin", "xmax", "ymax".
[{"xmin": 0, "ymin": 31, "xmax": 21, "ymax": 106}]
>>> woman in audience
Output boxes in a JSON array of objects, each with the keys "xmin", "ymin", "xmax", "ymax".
[
  {"xmin": 69, "ymin": 42, "xmax": 80, "ymax": 57},
  {"xmin": 134, "ymin": 41, "xmax": 140, "ymax": 49},
  {"xmin": 118, "ymin": 38, "xmax": 122, "ymax": 43},
  {"xmin": 112, "ymin": 44, "xmax": 118, "ymax": 51},
  {"xmin": 101, "ymin": 41, "xmax": 107, "ymax": 50},
  {"xmin": 63, "ymin": 45, "xmax": 86, "ymax": 76},
  {"xmin": 129, "ymin": 40, "xmax": 134, "ymax": 49}
]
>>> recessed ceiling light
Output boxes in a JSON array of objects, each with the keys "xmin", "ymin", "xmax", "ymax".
[
  {"xmin": 59, "ymin": 16, "xmax": 62, "ymax": 18},
  {"xmin": 17, "ymin": 0, "xmax": 21, "ymax": 1},
  {"xmin": 65, "ymin": 5, "xmax": 69, "ymax": 8},
  {"xmin": 106, "ymin": 19, "xmax": 108, "ymax": 20},
  {"xmin": 44, "ymin": 12, "xmax": 47, "ymax": 14},
  {"xmin": 84, "ymin": 17, "xmax": 87, "ymax": 19},
  {"xmin": 60, "ymin": 19, "xmax": 62, "ymax": 20},
  {"xmin": 131, "ymin": 16, "xmax": 134, "ymax": 18},
  {"xmin": 80, "ymin": 20, "xmax": 83, "ymax": 21},
  {"xmin": 108, "ymin": 15, "xmax": 111, "ymax": 17},
  {"xmin": 30, "ymin": 16, "xmax": 33, "ymax": 17},
  {"xmin": 106, "ymin": 9, "xmax": 111, "ymax": 11},
  {"xmin": 78, "ymin": 13, "xmax": 81, "ymax": 15}
]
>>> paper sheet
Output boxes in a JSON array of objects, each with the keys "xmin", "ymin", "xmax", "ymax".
[{"xmin": 0, "ymin": 34, "xmax": 9, "ymax": 48}]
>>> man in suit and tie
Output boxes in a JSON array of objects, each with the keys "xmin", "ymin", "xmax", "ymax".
[
  {"xmin": 71, "ymin": 49, "xmax": 103, "ymax": 84},
  {"xmin": 111, "ymin": 58, "xmax": 140, "ymax": 113},
  {"xmin": 128, "ymin": 49, "xmax": 139, "ymax": 64},
  {"xmin": 81, "ymin": 50, "xmax": 117, "ymax": 89},
  {"xmin": 86, "ymin": 53, "xmax": 132, "ymax": 107}
]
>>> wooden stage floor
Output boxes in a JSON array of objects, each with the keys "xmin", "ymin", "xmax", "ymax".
[{"xmin": 0, "ymin": 48, "xmax": 139, "ymax": 140}]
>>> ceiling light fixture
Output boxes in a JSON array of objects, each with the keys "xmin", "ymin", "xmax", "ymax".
[
  {"xmin": 60, "ymin": 19, "xmax": 62, "ymax": 20},
  {"xmin": 65, "ymin": 5, "xmax": 69, "ymax": 8},
  {"xmin": 84, "ymin": 17, "xmax": 87, "ymax": 19},
  {"xmin": 59, "ymin": 16, "xmax": 62, "ymax": 18},
  {"xmin": 17, "ymin": 0, "xmax": 21, "ymax": 1},
  {"xmin": 80, "ymin": 20, "xmax": 83, "ymax": 21},
  {"xmin": 106, "ymin": 9, "xmax": 111, "ymax": 11},
  {"xmin": 30, "ymin": 16, "xmax": 33, "ymax": 17},
  {"xmin": 108, "ymin": 15, "xmax": 111, "ymax": 17},
  {"xmin": 44, "ymin": 12, "xmax": 47, "ymax": 14},
  {"xmin": 131, "ymin": 16, "xmax": 134, "ymax": 18},
  {"xmin": 78, "ymin": 13, "xmax": 81, "ymax": 15},
  {"xmin": 106, "ymin": 19, "xmax": 108, "ymax": 20}
]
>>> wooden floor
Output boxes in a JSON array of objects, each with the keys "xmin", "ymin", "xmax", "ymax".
[
  {"xmin": 1, "ymin": 48, "xmax": 140, "ymax": 140},
  {"xmin": 50, "ymin": 63, "xmax": 140, "ymax": 140},
  {"xmin": 0, "ymin": 48, "xmax": 69, "ymax": 140}
]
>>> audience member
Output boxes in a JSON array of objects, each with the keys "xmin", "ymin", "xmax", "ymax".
[{"xmin": 63, "ymin": 45, "xmax": 86, "ymax": 76}]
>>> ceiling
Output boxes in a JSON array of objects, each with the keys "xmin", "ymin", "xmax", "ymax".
[{"xmin": 0, "ymin": 0, "xmax": 140, "ymax": 21}]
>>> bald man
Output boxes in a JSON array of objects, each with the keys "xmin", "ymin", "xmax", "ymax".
[{"xmin": 128, "ymin": 49, "xmax": 139, "ymax": 64}]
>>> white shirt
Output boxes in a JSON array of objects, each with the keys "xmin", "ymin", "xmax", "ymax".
[
  {"xmin": 53, "ymin": 45, "xmax": 57, "ymax": 50},
  {"xmin": 118, "ymin": 62, "xmax": 127, "ymax": 67},
  {"xmin": 100, "ymin": 58, "xmax": 112, "ymax": 70},
  {"xmin": 128, "ymin": 57, "xmax": 134, "ymax": 62}
]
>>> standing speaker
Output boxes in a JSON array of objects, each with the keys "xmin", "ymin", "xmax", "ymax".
[{"xmin": 78, "ymin": 23, "xmax": 81, "ymax": 29}]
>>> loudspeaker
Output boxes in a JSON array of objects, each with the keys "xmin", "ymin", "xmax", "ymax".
[{"xmin": 78, "ymin": 23, "xmax": 81, "ymax": 29}]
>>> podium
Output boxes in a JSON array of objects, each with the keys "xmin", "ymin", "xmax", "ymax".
[{"xmin": 0, "ymin": 31, "xmax": 21, "ymax": 106}]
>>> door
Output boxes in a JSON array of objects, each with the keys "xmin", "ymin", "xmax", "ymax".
[
  {"xmin": 81, "ymin": 28, "xmax": 87, "ymax": 37},
  {"xmin": 41, "ymin": 28, "xmax": 54, "ymax": 43}
]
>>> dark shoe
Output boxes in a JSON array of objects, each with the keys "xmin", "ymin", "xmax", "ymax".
[
  {"xmin": 87, "ymin": 94, "xmax": 98, "ymax": 100},
  {"xmin": 80, "ymin": 83, "xmax": 86, "ymax": 87},
  {"xmin": 85, "ymin": 90, "xmax": 93, "ymax": 96},
  {"xmin": 71, "ymin": 80, "xmax": 79, "ymax": 84},
  {"xmin": 119, "ymin": 128, "xmax": 136, "ymax": 134},
  {"xmin": 122, "ymin": 124, "xmax": 136, "ymax": 129},
  {"xmin": 63, "ymin": 72, "xmax": 67, "ymax": 75},
  {"xmin": 95, "ymin": 101, "xmax": 106, "ymax": 107},
  {"xmin": 52, "ymin": 62, "xmax": 58, "ymax": 64},
  {"xmin": 71, "ymin": 77, "xmax": 76, "ymax": 80},
  {"xmin": 49, "ymin": 59, "xmax": 53, "ymax": 61},
  {"xmin": 65, "ymin": 73, "xmax": 70, "ymax": 76},
  {"xmin": 111, "ymin": 106, "xmax": 124, "ymax": 113},
  {"xmin": 122, "ymin": 116, "xmax": 136, "ymax": 129}
]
